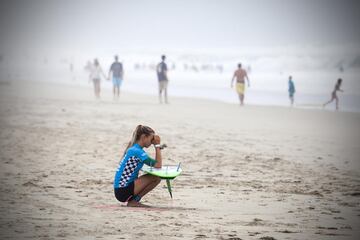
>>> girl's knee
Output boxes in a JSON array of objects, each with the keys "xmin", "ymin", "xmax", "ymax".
[{"xmin": 154, "ymin": 177, "xmax": 161, "ymax": 184}]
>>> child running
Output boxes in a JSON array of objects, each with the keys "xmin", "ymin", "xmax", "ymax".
[
  {"xmin": 323, "ymin": 78, "xmax": 344, "ymax": 110},
  {"xmin": 114, "ymin": 125, "xmax": 162, "ymax": 207}
]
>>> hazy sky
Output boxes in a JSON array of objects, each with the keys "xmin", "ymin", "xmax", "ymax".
[{"xmin": 0, "ymin": 0, "xmax": 360, "ymax": 52}]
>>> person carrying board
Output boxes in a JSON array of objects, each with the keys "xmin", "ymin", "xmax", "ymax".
[{"xmin": 114, "ymin": 125, "xmax": 162, "ymax": 207}]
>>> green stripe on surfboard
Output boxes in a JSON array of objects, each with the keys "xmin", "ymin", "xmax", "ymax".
[{"xmin": 141, "ymin": 165, "xmax": 182, "ymax": 179}]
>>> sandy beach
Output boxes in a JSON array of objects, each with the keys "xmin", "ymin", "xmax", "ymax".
[{"xmin": 0, "ymin": 80, "xmax": 359, "ymax": 240}]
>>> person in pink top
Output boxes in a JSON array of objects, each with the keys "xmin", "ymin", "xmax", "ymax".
[{"xmin": 90, "ymin": 59, "xmax": 107, "ymax": 99}]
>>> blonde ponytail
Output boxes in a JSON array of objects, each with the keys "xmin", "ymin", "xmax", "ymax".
[{"xmin": 122, "ymin": 125, "xmax": 154, "ymax": 157}]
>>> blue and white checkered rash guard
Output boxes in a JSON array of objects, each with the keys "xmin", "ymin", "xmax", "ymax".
[{"xmin": 114, "ymin": 144, "xmax": 156, "ymax": 188}]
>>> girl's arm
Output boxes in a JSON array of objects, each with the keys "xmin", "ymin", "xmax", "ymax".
[
  {"xmin": 143, "ymin": 135, "xmax": 163, "ymax": 168},
  {"xmin": 153, "ymin": 135, "xmax": 162, "ymax": 168}
]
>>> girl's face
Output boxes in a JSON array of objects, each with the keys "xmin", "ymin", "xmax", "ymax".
[{"xmin": 140, "ymin": 133, "xmax": 154, "ymax": 148}]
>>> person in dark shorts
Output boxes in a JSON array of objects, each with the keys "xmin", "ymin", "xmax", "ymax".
[
  {"xmin": 156, "ymin": 55, "xmax": 169, "ymax": 104},
  {"xmin": 114, "ymin": 125, "xmax": 163, "ymax": 207}
]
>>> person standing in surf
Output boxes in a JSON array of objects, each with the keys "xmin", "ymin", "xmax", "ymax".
[
  {"xmin": 288, "ymin": 75, "xmax": 296, "ymax": 106},
  {"xmin": 323, "ymin": 78, "xmax": 344, "ymax": 110},
  {"xmin": 231, "ymin": 63, "xmax": 250, "ymax": 106},
  {"xmin": 114, "ymin": 125, "xmax": 162, "ymax": 207}
]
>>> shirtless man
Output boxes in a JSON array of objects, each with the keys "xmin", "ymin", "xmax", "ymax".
[{"xmin": 231, "ymin": 63, "xmax": 250, "ymax": 105}]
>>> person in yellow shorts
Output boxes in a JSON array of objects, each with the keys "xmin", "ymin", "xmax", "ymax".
[
  {"xmin": 236, "ymin": 82, "xmax": 245, "ymax": 95},
  {"xmin": 231, "ymin": 63, "xmax": 250, "ymax": 105}
]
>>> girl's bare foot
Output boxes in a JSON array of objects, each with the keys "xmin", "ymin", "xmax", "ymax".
[{"xmin": 127, "ymin": 200, "xmax": 150, "ymax": 208}]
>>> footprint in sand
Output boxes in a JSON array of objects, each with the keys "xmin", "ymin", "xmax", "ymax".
[
  {"xmin": 246, "ymin": 218, "xmax": 265, "ymax": 226},
  {"xmin": 194, "ymin": 234, "xmax": 207, "ymax": 239},
  {"xmin": 248, "ymin": 231, "xmax": 261, "ymax": 236},
  {"xmin": 276, "ymin": 229, "xmax": 299, "ymax": 233}
]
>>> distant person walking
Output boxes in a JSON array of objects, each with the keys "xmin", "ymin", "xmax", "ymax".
[
  {"xmin": 90, "ymin": 59, "xmax": 106, "ymax": 99},
  {"xmin": 231, "ymin": 63, "xmax": 250, "ymax": 106},
  {"xmin": 108, "ymin": 55, "xmax": 124, "ymax": 100},
  {"xmin": 323, "ymin": 78, "xmax": 344, "ymax": 110},
  {"xmin": 288, "ymin": 75, "xmax": 296, "ymax": 106},
  {"xmin": 156, "ymin": 55, "xmax": 169, "ymax": 104}
]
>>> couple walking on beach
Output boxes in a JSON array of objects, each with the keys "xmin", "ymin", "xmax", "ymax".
[{"xmin": 88, "ymin": 56, "xmax": 124, "ymax": 100}]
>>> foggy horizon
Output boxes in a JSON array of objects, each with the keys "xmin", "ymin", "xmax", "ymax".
[{"xmin": 1, "ymin": 0, "xmax": 360, "ymax": 53}]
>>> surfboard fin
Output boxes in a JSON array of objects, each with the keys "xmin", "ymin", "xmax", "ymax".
[{"xmin": 166, "ymin": 179, "xmax": 173, "ymax": 198}]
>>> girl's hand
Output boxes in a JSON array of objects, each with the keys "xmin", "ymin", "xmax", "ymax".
[{"xmin": 152, "ymin": 135, "xmax": 161, "ymax": 145}]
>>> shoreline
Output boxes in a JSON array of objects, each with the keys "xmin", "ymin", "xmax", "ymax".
[{"xmin": 3, "ymin": 78, "xmax": 360, "ymax": 114}]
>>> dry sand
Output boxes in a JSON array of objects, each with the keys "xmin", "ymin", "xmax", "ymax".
[{"xmin": 0, "ymin": 80, "xmax": 359, "ymax": 239}]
